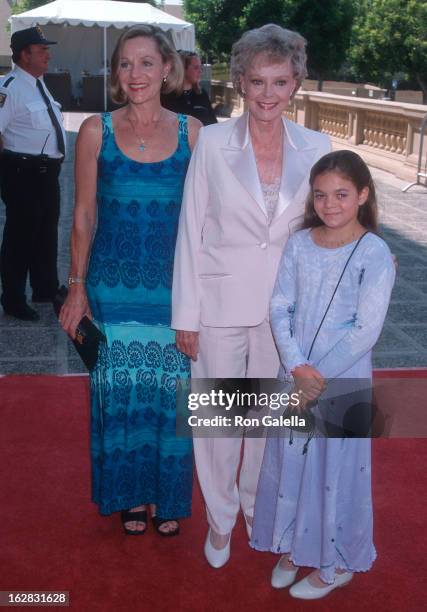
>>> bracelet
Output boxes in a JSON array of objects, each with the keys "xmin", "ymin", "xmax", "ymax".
[{"xmin": 68, "ymin": 276, "xmax": 85, "ymax": 286}]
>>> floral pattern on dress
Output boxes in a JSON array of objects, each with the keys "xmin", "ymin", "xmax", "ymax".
[{"xmin": 87, "ymin": 113, "xmax": 193, "ymax": 518}]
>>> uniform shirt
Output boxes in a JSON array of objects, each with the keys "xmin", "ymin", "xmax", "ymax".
[{"xmin": 0, "ymin": 66, "xmax": 66, "ymax": 158}]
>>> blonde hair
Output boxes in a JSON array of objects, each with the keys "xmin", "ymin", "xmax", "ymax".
[
  {"xmin": 179, "ymin": 50, "xmax": 201, "ymax": 94},
  {"xmin": 110, "ymin": 25, "xmax": 184, "ymax": 104}
]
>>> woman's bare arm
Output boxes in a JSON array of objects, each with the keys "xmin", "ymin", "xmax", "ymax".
[{"xmin": 59, "ymin": 115, "xmax": 102, "ymax": 338}]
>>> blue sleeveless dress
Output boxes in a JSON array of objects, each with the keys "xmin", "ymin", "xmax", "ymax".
[{"xmin": 86, "ymin": 112, "xmax": 192, "ymax": 517}]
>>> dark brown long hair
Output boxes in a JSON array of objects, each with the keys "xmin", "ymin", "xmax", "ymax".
[{"xmin": 302, "ymin": 150, "xmax": 378, "ymax": 233}]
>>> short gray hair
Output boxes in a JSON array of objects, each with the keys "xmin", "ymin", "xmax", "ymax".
[{"xmin": 230, "ymin": 24, "xmax": 307, "ymax": 96}]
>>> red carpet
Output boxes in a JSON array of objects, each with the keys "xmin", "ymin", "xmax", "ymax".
[{"xmin": 0, "ymin": 375, "xmax": 425, "ymax": 612}]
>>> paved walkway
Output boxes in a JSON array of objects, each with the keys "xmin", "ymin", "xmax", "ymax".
[{"xmin": 1, "ymin": 114, "xmax": 426, "ymax": 375}]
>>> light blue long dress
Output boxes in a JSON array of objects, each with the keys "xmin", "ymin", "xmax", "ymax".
[
  {"xmin": 86, "ymin": 112, "xmax": 193, "ymax": 518},
  {"xmin": 251, "ymin": 229, "xmax": 395, "ymax": 584}
]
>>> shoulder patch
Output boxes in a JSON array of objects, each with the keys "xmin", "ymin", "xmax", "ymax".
[
  {"xmin": 0, "ymin": 76, "xmax": 15, "ymax": 106},
  {"xmin": 2, "ymin": 76, "xmax": 15, "ymax": 88}
]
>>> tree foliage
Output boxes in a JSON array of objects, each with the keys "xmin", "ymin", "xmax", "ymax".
[
  {"xmin": 184, "ymin": 0, "xmax": 354, "ymax": 79},
  {"xmin": 350, "ymin": 0, "xmax": 427, "ymax": 98},
  {"xmin": 12, "ymin": 0, "xmax": 47, "ymax": 13},
  {"xmin": 183, "ymin": 0, "xmax": 247, "ymax": 61},
  {"xmin": 241, "ymin": 0, "xmax": 355, "ymax": 80}
]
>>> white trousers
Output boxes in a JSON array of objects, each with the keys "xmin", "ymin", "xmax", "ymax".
[{"xmin": 192, "ymin": 320, "xmax": 280, "ymax": 535}]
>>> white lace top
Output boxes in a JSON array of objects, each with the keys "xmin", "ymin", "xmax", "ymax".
[{"xmin": 261, "ymin": 178, "xmax": 281, "ymax": 224}]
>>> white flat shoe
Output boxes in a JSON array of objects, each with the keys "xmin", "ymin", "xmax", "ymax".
[
  {"xmin": 289, "ymin": 571, "xmax": 353, "ymax": 600},
  {"xmin": 204, "ymin": 529, "xmax": 230, "ymax": 569},
  {"xmin": 271, "ymin": 555, "xmax": 299, "ymax": 588}
]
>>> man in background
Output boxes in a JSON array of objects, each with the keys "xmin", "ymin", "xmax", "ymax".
[{"xmin": 0, "ymin": 26, "xmax": 66, "ymax": 321}]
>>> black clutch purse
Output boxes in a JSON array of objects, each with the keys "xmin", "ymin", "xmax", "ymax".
[{"xmin": 53, "ymin": 285, "xmax": 106, "ymax": 371}]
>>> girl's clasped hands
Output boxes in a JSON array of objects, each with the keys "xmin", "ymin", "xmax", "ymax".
[{"xmin": 292, "ymin": 364, "xmax": 326, "ymax": 410}]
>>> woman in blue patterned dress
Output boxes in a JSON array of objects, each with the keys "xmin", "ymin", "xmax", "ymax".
[{"xmin": 60, "ymin": 25, "xmax": 201, "ymax": 536}]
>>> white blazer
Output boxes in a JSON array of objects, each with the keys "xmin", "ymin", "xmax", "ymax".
[{"xmin": 172, "ymin": 113, "xmax": 331, "ymax": 331}]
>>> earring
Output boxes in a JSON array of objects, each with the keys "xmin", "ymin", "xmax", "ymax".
[
  {"xmin": 241, "ymin": 89, "xmax": 246, "ymax": 98},
  {"xmin": 163, "ymin": 75, "xmax": 168, "ymax": 83}
]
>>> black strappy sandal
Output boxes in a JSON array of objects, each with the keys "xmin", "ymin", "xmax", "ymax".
[
  {"xmin": 121, "ymin": 509, "xmax": 148, "ymax": 536},
  {"xmin": 152, "ymin": 515, "xmax": 180, "ymax": 537}
]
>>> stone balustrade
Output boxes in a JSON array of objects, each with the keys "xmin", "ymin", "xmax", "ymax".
[
  {"xmin": 290, "ymin": 91, "xmax": 426, "ymax": 182},
  {"xmin": 210, "ymin": 81, "xmax": 427, "ymax": 182}
]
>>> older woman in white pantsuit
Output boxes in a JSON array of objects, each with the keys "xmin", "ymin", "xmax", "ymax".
[{"xmin": 172, "ymin": 24, "xmax": 331, "ymax": 568}]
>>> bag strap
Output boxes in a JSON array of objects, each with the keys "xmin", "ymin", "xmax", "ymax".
[{"xmin": 307, "ymin": 231, "xmax": 369, "ymax": 360}]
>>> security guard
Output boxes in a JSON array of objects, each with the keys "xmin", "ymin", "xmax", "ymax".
[{"xmin": 0, "ymin": 26, "xmax": 66, "ymax": 321}]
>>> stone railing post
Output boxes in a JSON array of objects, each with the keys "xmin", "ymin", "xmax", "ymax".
[
  {"xmin": 352, "ymin": 109, "xmax": 365, "ymax": 145},
  {"xmin": 405, "ymin": 121, "xmax": 414, "ymax": 161}
]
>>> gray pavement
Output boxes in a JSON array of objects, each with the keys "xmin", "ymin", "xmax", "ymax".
[{"xmin": 0, "ymin": 114, "xmax": 426, "ymax": 375}]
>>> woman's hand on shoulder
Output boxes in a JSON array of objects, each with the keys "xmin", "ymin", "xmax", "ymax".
[
  {"xmin": 59, "ymin": 285, "xmax": 92, "ymax": 340},
  {"xmin": 176, "ymin": 330, "xmax": 199, "ymax": 361},
  {"xmin": 187, "ymin": 115, "xmax": 203, "ymax": 151}
]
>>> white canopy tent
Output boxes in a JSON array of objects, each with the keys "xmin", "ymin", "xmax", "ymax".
[{"xmin": 9, "ymin": 0, "xmax": 195, "ymax": 109}]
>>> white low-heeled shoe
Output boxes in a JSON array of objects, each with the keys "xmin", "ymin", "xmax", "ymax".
[
  {"xmin": 289, "ymin": 570, "xmax": 353, "ymax": 599},
  {"xmin": 271, "ymin": 555, "xmax": 299, "ymax": 589},
  {"xmin": 204, "ymin": 529, "xmax": 231, "ymax": 569}
]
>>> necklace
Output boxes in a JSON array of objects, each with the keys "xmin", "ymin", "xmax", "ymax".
[{"xmin": 127, "ymin": 111, "xmax": 163, "ymax": 152}]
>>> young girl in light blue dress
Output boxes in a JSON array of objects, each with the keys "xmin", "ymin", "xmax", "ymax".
[{"xmin": 251, "ymin": 151, "xmax": 395, "ymax": 600}]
